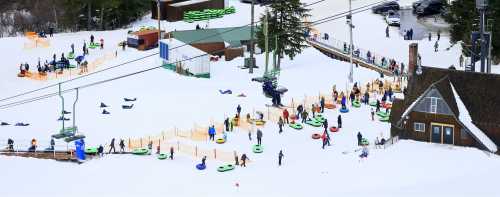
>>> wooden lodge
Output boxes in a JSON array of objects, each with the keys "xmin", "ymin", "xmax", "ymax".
[{"xmin": 390, "ymin": 44, "xmax": 500, "ymax": 154}]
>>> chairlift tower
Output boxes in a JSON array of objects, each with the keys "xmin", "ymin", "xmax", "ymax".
[
  {"xmin": 476, "ymin": 0, "xmax": 488, "ymax": 73},
  {"xmin": 347, "ymin": 0, "xmax": 354, "ymax": 83}
]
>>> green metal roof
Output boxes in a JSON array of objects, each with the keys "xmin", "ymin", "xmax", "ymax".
[{"xmin": 171, "ymin": 26, "xmax": 253, "ymax": 47}]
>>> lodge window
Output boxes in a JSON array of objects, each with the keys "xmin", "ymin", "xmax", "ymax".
[
  {"xmin": 461, "ymin": 128, "xmax": 469, "ymax": 140},
  {"xmin": 414, "ymin": 122, "xmax": 425, "ymax": 132},
  {"xmin": 430, "ymin": 97, "xmax": 438, "ymax": 113}
]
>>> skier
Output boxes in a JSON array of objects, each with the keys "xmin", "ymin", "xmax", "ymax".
[
  {"xmin": 224, "ymin": 118, "xmax": 229, "ymax": 131},
  {"xmin": 7, "ymin": 138, "xmax": 14, "ymax": 151},
  {"xmin": 282, "ymin": 109, "xmax": 289, "ymax": 124},
  {"xmin": 337, "ymin": 115, "xmax": 342, "ymax": 128},
  {"xmin": 320, "ymin": 96, "xmax": 325, "ymax": 113},
  {"xmin": 50, "ymin": 138, "xmax": 55, "ymax": 150},
  {"xmin": 109, "ymin": 138, "xmax": 116, "ymax": 154},
  {"xmin": 278, "ymin": 150, "xmax": 284, "ymax": 166},
  {"xmin": 119, "ymin": 139, "xmax": 125, "ymax": 153},
  {"xmin": 97, "ymin": 145, "xmax": 104, "ymax": 157},
  {"xmin": 240, "ymin": 154, "xmax": 248, "ymax": 167},
  {"xmin": 301, "ymin": 110, "xmax": 308, "ymax": 124},
  {"xmin": 257, "ymin": 129, "xmax": 263, "ymax": 145},
  {"xmin": 278, "ymin": 117, "xmax": 284, "ymax": 134},
  {"xmin": 385, "ymin": 26, "xmax": 389, "ymax": 38},
  {"xmin": 357, "ymin": 132, "xmax": 363, "ymax": 146},
  {"xmin": 170, "ymin": 146, "xmax": 174, "ymax": 160},
  {"xmin": 434, "ymin": 41, "xmax": 439, "ymax": 52},
  {"xmin": 236, "ymin": 105, "xmax": 242, "ymax": 117}
]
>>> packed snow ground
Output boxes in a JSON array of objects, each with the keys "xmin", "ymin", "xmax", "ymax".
[{"xmin": 0, "ymin": 0, "xmax": 499, "ymax": 197}]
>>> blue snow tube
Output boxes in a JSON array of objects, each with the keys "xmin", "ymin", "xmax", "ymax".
[
  {"xmin": 196, "ymin": 163, "xmax": 206, "ymax": 170},
  {"xmin": 339, "ymin": 108, "xmax": 349, "ymax": 113}
]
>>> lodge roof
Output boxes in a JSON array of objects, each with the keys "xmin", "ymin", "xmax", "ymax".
[{"xmin": 391, "ymin": 66, "xmax": 500, "ymax": 129}]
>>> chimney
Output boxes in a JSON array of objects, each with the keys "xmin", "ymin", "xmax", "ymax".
[{"xmin": 408, "ymin": 43, "xmax": 418, "ymax": 79}]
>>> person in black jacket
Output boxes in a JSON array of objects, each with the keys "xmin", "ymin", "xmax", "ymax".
[
  {"xmin": 119, "ymin": 139, "xmax": 125, "ymax": 153},
  {"xmin": 7, "ymin": 138, "xmax": 14, "ymax": 151},
  {"xmin": 98, "ymin": 145, "xmax": 104, "ymax": 157},
  {"xmin": 357, "ymin": 132, "xmax": 363, "ymax": 146},
  {"xmin": 170, "ymin": 146, "xmax": 174, "ymax": 160},
  {"xmin": 224, "ymin": 118, "xmax": 229, "ymax": 131},
  {"xmin": 278, "ymin": 150, "xmax": 284, "ymax": 166},
  {"xmin": 337, "ymin": 115, "xmax": 342, "ymax": 128},
  {"xmin": 240, "ymin": 154, "xmax": 248, "ymax": 167},
  {"xmin": 257, "ymin": 129, "xmax": 263, "ymax": 145},
  {"xmin": 109, "ymin": 138, "xmax": 116, "ymax": 154}
]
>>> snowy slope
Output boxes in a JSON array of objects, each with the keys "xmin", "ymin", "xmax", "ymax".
[{"xmin": 0, "ymin": 1, "xmax": 499, "ymax": 197}]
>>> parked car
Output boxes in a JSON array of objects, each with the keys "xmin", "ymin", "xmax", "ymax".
[
  {"xmin": 372, "ymin": 1, "xmax": 400, "ymax": 14},
  {"xmin": 385, "ymin": 10, "xmax": 400, "ymax": 26},
  {"xmin": 415, "ymin": 0, "xmax": 445, "ymax": 16}
]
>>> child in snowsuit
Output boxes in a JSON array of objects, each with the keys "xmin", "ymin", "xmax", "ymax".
[
  {"xmin": 301, "ymin": 110, "xmax": 308, "ymax": 124},
  {"xmin": 283, "ymin": 109, "xmax": 289, "ymax": 124},
  {"xmin": 257, "ymin": 129, "xmax": 263, "ymax": 145},
  {"xmin": 278, "ymin": 117, "xmax": 284, "ymax": 134}
]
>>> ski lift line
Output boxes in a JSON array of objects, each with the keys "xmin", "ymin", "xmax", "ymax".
[
  {"xmin": 0, "ymin": 0, "xmax": 351, "ymax": 104},
  {"xmin": 0, "ymin": 2, "xmax": 391, "ymax": 110}
]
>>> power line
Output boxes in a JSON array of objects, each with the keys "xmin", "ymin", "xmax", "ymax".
[
  {"xmin": 0, "ymin": 0, "xmax": 331, "ymax": 104},
  {"xmin": 0, "ymin": 0, "xmax": 388, "ymax": 110}
]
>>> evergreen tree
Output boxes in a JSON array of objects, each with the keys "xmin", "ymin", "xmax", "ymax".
[
  {"xmin": 256, "ymin": 0, "xmax": 311, "ymax": 69},
  {"xmin": 444, "ymin": 0, "xmax": 500, "ymax": 63}
]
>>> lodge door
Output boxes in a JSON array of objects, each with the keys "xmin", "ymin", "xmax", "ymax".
[
  {"xmin": 431, "ymin": 125, "xmax": 442, "ymax": 143},
  {"xmin": 443, "ymin": 126, "xmax": 454, "ymax": 144}
]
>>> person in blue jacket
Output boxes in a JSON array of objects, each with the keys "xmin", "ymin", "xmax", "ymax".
[
  {"xmin": 208, "ymin": 125, "xmax": 216, "ymax": 141},
  {"xmin": 341, "ymin": 96, "xmax": 347, "ymax": 109}
]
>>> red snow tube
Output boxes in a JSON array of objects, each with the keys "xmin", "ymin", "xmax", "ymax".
[
  {"xmin": 312, "ymin": 133, "xmax": 321, "ymax": 139},
  {"xmin": 325, "ymin": 103, "xmax": 335, "ymax": 109},
  {"xmin": 330, "ymin": 127, "xmax": 339, "ymax": 132},
  {"xmin": 383, "ymin": 103, "xmax": 392, "ymax": 109}
]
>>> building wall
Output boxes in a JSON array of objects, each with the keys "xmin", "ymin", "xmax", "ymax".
[
  {"xmin": 224, "ymin": 47, "xmax": 243, "ymax": 61},
  {"xmin": 403, "ymin": 111, "xmax": 474, "ymax": 146},
  {"xmin": 191, "ymin": 42, "xmax": 225, "ymax": 55}
]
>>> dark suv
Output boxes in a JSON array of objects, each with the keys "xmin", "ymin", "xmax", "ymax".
[
  {"xmin": 372, "ymin": 1, "xmax": 400, "ymax": 14},
  {"xmin": 415, "ymin": 0, "xmax": 445, "ymax": 16}
]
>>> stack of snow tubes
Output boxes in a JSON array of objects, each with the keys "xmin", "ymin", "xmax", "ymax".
[{"xmin": 183, "ymin": 7, "xmax": 236, "ymax": 23}]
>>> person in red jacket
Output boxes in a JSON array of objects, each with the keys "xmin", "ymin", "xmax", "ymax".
[{"xmin": 282, "ymin": 109, "xmax": 289, "ymax": 124}]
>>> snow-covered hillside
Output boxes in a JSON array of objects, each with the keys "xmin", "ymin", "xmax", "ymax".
[{"xmin": 0, "ymin": 0, "xmax": 499, "ymax": 197}]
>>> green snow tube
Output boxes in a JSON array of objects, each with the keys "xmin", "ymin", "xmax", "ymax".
[
  {"xmin": 85, "ymin": 147, "xmax": 97, "ymax": 154},
  {"xmin": 253, "ymin": 144, "xmax": 263, "ymax": 154},
  {"xmin": 352, "ymin": 101, "xmax": 361, "ymax": 108},
  {"xmin": 217, "ymin": 164, "xmax": 235, "ymax": 172},
  {"xmin": 68, "ymin": 52, "xmax": 75, "ymax": 59},
  {"xmin": 158, "ymin": 153, "xmax": 169, "ymax": 160},
  {"xmin": 369, "ymin": 101, "xmax": 377, "ymax": 106},
  {"xmin": 88, "ymin": 45, "xmax": 98, "ymax": 49},
  {"xmin": 306, "ymin": 119, "xmax": 322, "ymax": 127},
  {"xmin": 132, "ymin": 148, "xmax": 149, "ymax": 155},
  {"xmin": 376, "ymin": 111, "xmax": 390, "ymax": 118},
  {"xmin": 289, "ymin": 123, "xmax": 303, "ymax": 130},
  {"xmin": 361, "ymin": 138, "xmax": 369, "ymax": 146},
  {"xmin": 314, "ymin": 114, "xmax": 326, "ymax": 123},
  {"xmin": 379, "ymin": 116, "xmax": 390, "ymax": 122},
  {"xmin": 68, "ymin": 64, "xmax": 77, "ymax": 69}
]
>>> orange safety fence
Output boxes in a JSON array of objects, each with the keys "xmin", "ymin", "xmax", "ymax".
[{"xmin": 22, "ymin": 52, "xmax": 117, "ymax": 81}]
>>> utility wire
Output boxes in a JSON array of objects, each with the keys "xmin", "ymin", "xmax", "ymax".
[
  {"xmin": 0, "ymin": 0, "xmax": 331, "ymax": 104},
  {"xmin": 0, "ymin": 0, "xmax": 388, "ymax": 110}
]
